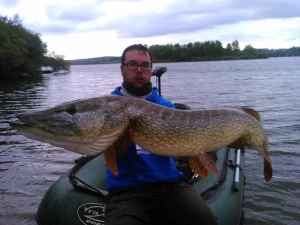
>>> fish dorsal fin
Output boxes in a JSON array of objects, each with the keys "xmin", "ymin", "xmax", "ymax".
[{"xmin": 241, "ymin": 107, "xmax": 260, "ymax": 121}]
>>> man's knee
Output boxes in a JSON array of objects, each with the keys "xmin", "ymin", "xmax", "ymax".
[
  {"xmin": 105, "ymin": 196, "xmax": 151, "ymax": 225},
  {"xmin": 105, "ymin": 214, "xmax": 149, "ymax": 225},
  {"xmin": 190, "ymin": 212, "xmax": 218, "ymax": 225}
]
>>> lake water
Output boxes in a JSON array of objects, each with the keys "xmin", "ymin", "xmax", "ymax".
[{"xmin": 0, "ymin": 57, "xmax": 299, "ymax": 225}]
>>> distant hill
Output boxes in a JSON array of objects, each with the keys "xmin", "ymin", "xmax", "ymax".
[
  {"xmin": 256, "ymin": 47, "xmax": 300, "ymax": 57},
  {"xmin": 68, "ymin": 56, "xmax": 121, "ymax": 65},
  {"xmin": 67, "ymin": 46, "xmax": 300, "ymax": 66}
]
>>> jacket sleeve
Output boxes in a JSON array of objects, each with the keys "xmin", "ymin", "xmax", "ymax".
[{"xmin": 157, "ymin": 96, "xmax": 175, "ymax": 109}]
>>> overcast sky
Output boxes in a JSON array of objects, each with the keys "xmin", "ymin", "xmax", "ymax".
[{"xmin": 1, "ymin": 0, "xmax": 300, "ymax": 60}]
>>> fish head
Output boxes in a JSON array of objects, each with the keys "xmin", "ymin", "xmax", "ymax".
[{"xmin": 10, "ymin": 96, "xmax": 129, "ymax": 155}]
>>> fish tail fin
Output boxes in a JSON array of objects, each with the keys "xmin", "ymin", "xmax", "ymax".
[
  {"xmin": 242, "ymin": 107, "xmax": 272, "ymax": 182},
  {"xmin": 252, "ymin": 144, "xmax": 271, "ymax": 164},
  {"xmin": 263, "ymin": 136, "xmax": 272, "ymax": 182},
  {"xmin": 253, "ymin": 138, "xmax": 273, "ymax": 182},
  {"xmin": 264, "ymin": 159, "xmax": 273, "ymax": 182},
  {"xmin": 263, "ymin": 137, "xmax": 271, "ymax": 162}
]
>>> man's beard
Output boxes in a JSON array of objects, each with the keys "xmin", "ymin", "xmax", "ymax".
[{"xmin": 122, "ymin": 80, "xmax": 152, "ymax": 96}]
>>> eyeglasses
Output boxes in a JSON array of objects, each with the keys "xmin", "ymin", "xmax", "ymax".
[{"xmin": 122, "ymin": 61, "xmax": 152, "ymax": 71}]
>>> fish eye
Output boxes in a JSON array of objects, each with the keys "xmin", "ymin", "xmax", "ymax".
[{"xmin": 66, "ymin": 105, "xmax": 77, "ymax": 115}]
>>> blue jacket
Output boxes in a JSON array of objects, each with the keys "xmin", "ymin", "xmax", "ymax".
[{"xmin": 106, "ymin": 86, "xmax": 183, "ymax": 190}]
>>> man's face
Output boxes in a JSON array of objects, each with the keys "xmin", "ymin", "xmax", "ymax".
[{"xmin": 121, "ymin": 50, "xmax": 152, "ymax": 88}]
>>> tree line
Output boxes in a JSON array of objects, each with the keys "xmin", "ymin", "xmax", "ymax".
[
  {"xmin": 68, "ymin": 40, "xmax": 266, "ymax": 65},
  {"xmin": 2, "ymin": 14, "xmax": 299, "ymax": 72},
  {"xmin": 148, "ymin": 40, "xmax": 268, "ymax": 62},
  {"xmin": 68, "ymin": 56, "xmax": 121, "ymax": 65},
  {"xmin": 69, "ymin": 43, "xmax": 299, "ymax": 65},
  {"xmin": 256, "ymin": 47, "xmax": 300, "ymax": 57},
  {"xmin": 0, "ymin": 15, "xmax": 70, "ymax": 77}
]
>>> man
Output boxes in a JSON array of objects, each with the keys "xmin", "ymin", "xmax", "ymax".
[{"xmin": 104, "ymin": 44, "xmax": 217, "ymax": 225}]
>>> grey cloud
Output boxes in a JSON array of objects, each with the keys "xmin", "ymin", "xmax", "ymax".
[
  {"xmin": 104, "ymin": 0, "xmax": 300, "ymax": 38},
  {"xmin": 28, "ymin": 22, "xmax": 75, "ymax": 35},
  {"xmin": 0, "ymin": 0, "xmax": 19, "ymax": 8},
  {"xmin": 24, "ymin": 2, "xmax": 106, "ymax": 35},
  {"xmin": 46, "ymin": 3, "xmax": 100, "ymax": 22},
  {"xmin": 19, "ymin": 0, "xmax": 300, "ymax": 38}
]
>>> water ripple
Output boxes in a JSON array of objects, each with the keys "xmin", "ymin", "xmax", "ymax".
[{"xmin": 1, "ymin": 59, "xmax": 300, "ymax": 225}]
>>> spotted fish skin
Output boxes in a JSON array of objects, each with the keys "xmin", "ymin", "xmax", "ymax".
[{"xmin": 10, "ymin": 95, "xmax": 272, "ymax": 182}]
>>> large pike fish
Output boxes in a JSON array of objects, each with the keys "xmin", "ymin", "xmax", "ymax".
[{"xmin": 9, "ymin": 95, "xmax": 272, "ymax": 182}]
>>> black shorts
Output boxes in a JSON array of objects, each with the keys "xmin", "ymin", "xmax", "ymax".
[{"xmin": 104, "ymin": 180, "xmax": 217, "ymax": 225}]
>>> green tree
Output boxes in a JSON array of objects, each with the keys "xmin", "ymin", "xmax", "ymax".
[
  {"xmin": 43, "ymin": 52, "xmax": 70, "ymax": 72},
  {"xmin": 172, "ymin": 43, "xmax": 181, "ymax": 62},
  {"xmin": 0, "ymin": 15, "xmax": 48, "ymax": 76},
  {"xmin": 225, "ymin": 43, "xmax": 232, "ymax": 56},
  {"xmin": 0, "ymin": 14, "xmax": 69, "ymax": 77},
  {"xmin": 214, "ymin": 40, "xmax": 224, "ymax": 58},
  {"xmin": 146, "ymin": 39, "xmax": 269, "ymax": 63},
  {"xmin": 231, "ymin": 40, "xmax": 240, "ymax": 55},
  {"xmin": 243, "ymin": 44, "xmax": 256, "ymax": 56}
]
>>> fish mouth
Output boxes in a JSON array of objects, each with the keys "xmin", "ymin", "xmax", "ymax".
[
  {"xmin": 9, "ymin": 118, "xmax": 97, "ymax": 154},
  {"xmin": 9, "ymin": 116, "xmax": 124, "ymax": 156},
  {"xmin": 9, "ymin": 119, "xmax": 64, "ymax": 140},
  {"xmin": 11, "ymin": 112, "xmax": 77, "ymax": 136},
  {"xmin": 9, "ymin": 114, "xmax": 75, "ymax": 143},
  {"xmin": 9, "ymin": 112, "xmax": 45, "ymax": 131}
]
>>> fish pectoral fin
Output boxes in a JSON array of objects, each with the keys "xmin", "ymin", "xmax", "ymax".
[
  {"xmin": 114, "ymin": 122, "xmax": 134, "ymax": 152},
  {"xmin": 264, "ymin": 159, "xmax": 273, "ymax": 182},
  {"xmin": 103, "ymin": 146, "xmax": 118, "ymax": 175},
  {"xmin": 199, "ymin": 153, "xmax": 220, "ymax": 175},
  {"xmin": 189, "ymin": 156, "xmax": 210, "ymax": 177},
  {"xmin": 102, "ymin": 122, "xmax": 135, "ymax": 174}
]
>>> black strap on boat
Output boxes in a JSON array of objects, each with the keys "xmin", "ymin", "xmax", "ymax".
[
  {"xmin": 200, "ymin": 148, "xmax": 230, "ymax": 200},
  {"xmin": 228, "ymin": 160, "xmax": 242, "ymax": 169},
  {"xmin": 68, "ymin": 155, "xmax": 108, "ymax": 198}
]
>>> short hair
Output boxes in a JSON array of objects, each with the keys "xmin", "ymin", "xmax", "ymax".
[{"xmin": 121, "ymin": 44, "xmax": 152, "ymax": 65}]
